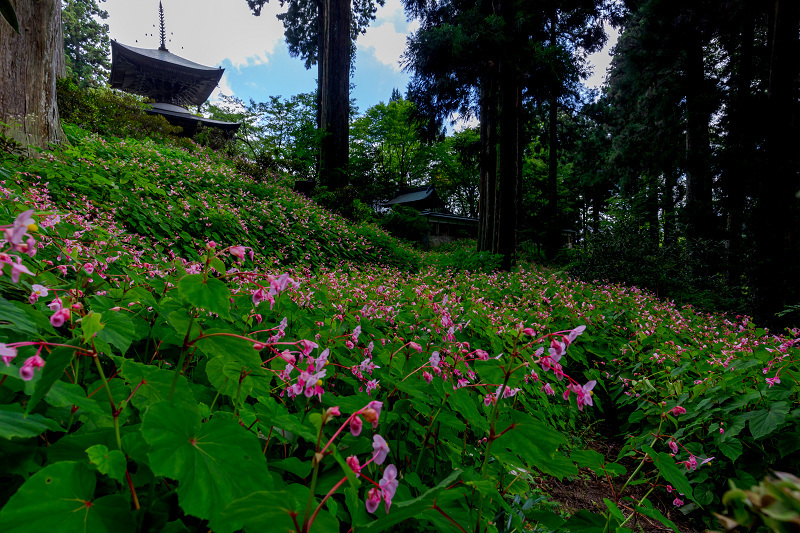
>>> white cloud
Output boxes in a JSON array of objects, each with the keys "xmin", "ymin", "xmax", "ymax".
[
  {"xmin": 104, "ymin": 0, "xmax": 285, "ymax": 69},
  {"xmin": 356, "ymin": 0, "xmax": 419, "ymax": 72},
  {"xmin": 585, "ymin": 23, "xmax": 620, "ymax": 90}
]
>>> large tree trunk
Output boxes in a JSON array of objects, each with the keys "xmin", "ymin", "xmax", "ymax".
[
  {"xmin": 318, "ymin": 0, "xmax": 350, "ymax": 189},
  {"xmin": 753, "ymin": 0, "xmax": 800, "ymax": 327},
  {"xmin": 497, "ymin": 70, "xmax": 520, "ymax": 270},
  {"xmin": 684, "ymin": 27, "xmax": 713, "ymax": 242},
  {"xmin": 0, "ymin": 0, "xmax": 64, "ymax": 151},
  {"xmin": 544, "ymin": 11, "xmax": 560, "ymax": 260},
  {"xmin": 477, "ymin": 70, "xmax": 498, "ymax": 253}
]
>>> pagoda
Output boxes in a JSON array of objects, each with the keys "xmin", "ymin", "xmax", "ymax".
[{"xmin": 109, "ymin": 2, "xmax": 240, "ymax": 137}]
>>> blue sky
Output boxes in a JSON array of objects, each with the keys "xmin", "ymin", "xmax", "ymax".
[{"xmin": 104, "ymin": 0, "xmax": 616, "ymax": 120}]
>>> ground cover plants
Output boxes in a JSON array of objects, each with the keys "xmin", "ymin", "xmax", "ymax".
[{"xmin": 0, "ymin": 126, "xmax": 798, "ymax": 532}]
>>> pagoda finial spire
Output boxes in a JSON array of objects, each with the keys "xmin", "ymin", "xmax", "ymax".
[{"xmin": 158, "ymin": 1, "xmax": 168, "ymax": 52}]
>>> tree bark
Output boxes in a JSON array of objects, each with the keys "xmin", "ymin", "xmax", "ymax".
[
  {"xmin": 318, "ymin": 0, "xmax": 350, "ymax": 189},
  {"xmin": 684, "ymin": 27, "xmax": 713, "ymax": 242},
  {"xmin": 753, "ymin": 0, "xmax": 800, "ymax": 326},
  {"xmin": 477, "ymin": 70, "xmax": 498, "ymax": 253},
  {"xmin": 544, "ymin": 11, "xmax": 560, "ymax": 260},
  {"xmin": 497, "ymin": 69, "xmax": 520, "ymax": 270},
  {"xmin": 0, "ymin": 0, "xmax": 64, "ymax": 151}
]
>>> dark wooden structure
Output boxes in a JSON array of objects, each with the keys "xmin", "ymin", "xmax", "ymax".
[
  {"xmin": 385, "ymin": 185, "xmax": 478, "ymax": 241},
  {"xmin": 108, "ymin": 2, "xmax": 240, "ymax": 137}
]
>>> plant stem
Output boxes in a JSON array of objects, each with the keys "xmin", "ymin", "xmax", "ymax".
[
  {"xmin": 92, "ymin": 353, "xmax": 121, "ymax": 450},
  {"xmin": 169, "ymin": 314, "xmax": 195, "ymax": 401}
]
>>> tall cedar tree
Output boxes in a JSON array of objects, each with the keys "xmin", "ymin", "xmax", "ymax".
[
  {"xmin": 404, "ymin": 0, "xmax": 603, "ymax": 267},
  {"xmin": 62, "ymin": 0, "xmax": 111, "ymax": 88},
  {"xmin": 0, "ymin": 0, "xmax": 64, "ymax": 150},
  {"xmin": 245, "ymin": 0, "xmax": 385, "ymax": 190}
]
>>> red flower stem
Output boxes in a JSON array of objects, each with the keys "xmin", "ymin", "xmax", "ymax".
[
  {"xmin": 125, "ymin": 468, "xmax": 140, "ymax": 510},
  {"xmin": 306, "ymin": 476, "xmax": 348, "ymax": 530},
  {"xmin": 432, "ymin": 503, "xmax": 468, "ymax": 533}
]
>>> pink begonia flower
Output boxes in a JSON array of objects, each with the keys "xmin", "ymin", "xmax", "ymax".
[
  {"xmin": 484, "ymin": 393, "xmax": 496, "ymax": 406},
  {"xmin": 566, "ymin": 325, "xmax": 586, "ymax": 345},
  {"xmin": 429, "ymin": 351, "xmax": 440, "ymax": 368},
  {"xmin": 673, "ymin": 497, "xmax": 684, "ymax": 507},
  {"xmin": 5, "ymin": 209, "xmax": 35, "ymax": 246},
  {"xmin": 22, "ymin": 236, "xmax": 36, "ymax": 257},
  {"xmin": 670, "ymin": 405, "xmax": 687, "ymax": 417},
  {"xmin": 50, "ymin": 308, "xmax": 71, "ymax": 328},
  {"xmin": 229, "ymin": 246, "xmax": 246, "ymax": 260},
  {"xmin": 315, "ymin": 348, "xmax": 330, "ymax": 372},
  {"xmin": 346, "ymin": 455, "xmax": 361, "ymax": 477},
  {"xmin": 252, "ymin": 288, "xmax": 267, "ymax": 306},
  {"xmin": 549, "ymin": 339, "xmax": 566, "ymax": 359},
  {"xmin": 83, "ymin": 263, "xmax": 94, "ymax": 274},
  {"xmin": 379, "ymin": 464, "xmax": 399, "ymax": 512},
  {"xmin": 365, "ymin": 487, "xmax": 382, "ymax": 514},
  {"xmin": 279, "ymin": 350, "xmax": 296, "ymax": 365},
  {"xmin": 372, "ymin": 435, "xmax": 390, "ymax": 465},
  {"xmin": 685, "ymin": 455, "xmax": 698, "ymax": 470},
  {"xmin": 48, "ymin": 297, "xmax": 62, "ymax": 312},
  {"xmin": 543, "ymin": 383, "xmax": 555, "ymax": 396},
  {"xmin": 1, "ymin": 343, "xmax": 17, "ymax": 366},
  {"xmin": 366, "ymin": 400, "xmax": 383, "ymax": 428},
  {"xmin": 19, "ymin": 354, "xmax": 45, "ymax": 381},
  {"xmin": 766, "ymin": 374, "xmax": 781, "ymax": 387},
  {"xmin": 474, "ymin": 349, "xmax": 489, "ymax": 361},
  {"xmin": 29, "ymin": 284, "xmax": 48, "ymax": 304},
  {"xmin": 325, "ymin": 406, "xmax": 340, "ymax": 418},
  {"xmin": 422, "ymin": 371, "xmax": 433, "ymax": 384},
  {"xmin": 408, "ymin": 342, "xmax": 422, "ymax": 354},
  {"xmin": 366, "ymin": 379, "xmax": 379, "ymax": 395},
  {"xmin": 666, "ymin": 485, "xmax": 674, "ymax": 493},
  {"xmin": 350, "ymin": 415, "xmax": 363, "ymax": 437},
  {"xmin": 299, "ymin": 339, "xmax": 318, "ymax": 357},
  {"xmin": 572, "ymin": 380, "xmax": 596, "ymax": 410},
  {"xmin": 521, "ymin": 327, "xmax": 536, "ymax": 336},
  {"xmin": 10, "ymin": 257, "xmax": 33, "ymax": 283},
  {"xmin": 352, "ymin": 324, "xmax": 361, "ymax": 343},
  {"xmin": 345, "ymin": 340, "xmax": 355, "ymax": 349},
  {"xmin": 669, "ymin": 440, "xmax": 678, "ymax": 454}
]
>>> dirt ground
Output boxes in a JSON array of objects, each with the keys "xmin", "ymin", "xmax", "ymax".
[{"xmin": 536, "ymin": 438, "xmax": 707, "ymax": 533}]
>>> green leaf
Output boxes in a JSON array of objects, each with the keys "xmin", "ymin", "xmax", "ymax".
[
  {"xmin": 142, "ymin": 402, "xmax": 271, "ymax": 533},
  {"xmin": 0, "ymin": 0, "xmax": 19, "ymax": 33},
  {"xmin": 358, "ymin": 469, "xmax": 463, "ymax": 532},
  {"xmin": 196, "ymin": 329, "xmax": 264, "ymax": 372},
  {"xmin": 45, "ymin": 381, "xmax": 105, "ymax": 416},
  {"xmin": 119, "ymin": 359, "xmax": 195, "ymax": 410},
  {"xmin": 210, "ymin": 257, "xmax": 227, "ymax": 275},
  {"xmin": 642, "ymin": 445, "xmax": 695, "ymax": 503},
  {"xmin": 571, "ymin": 449, "xmax": 605, "ymax": 471},
  {"xmin": 81, "ymin": 312, "xmax": 105, "ymax": 343},
  {"xmin": 495, "ymin": 411, "xmax": 575, "ymax": 479},
  {"xmin": 86, "ymin": 444, "xmax": 127, "ymax": 483},
  {"xmin": 0, "ymin": 461, "xmax": 134, "ymax": 532},
  {"xmin": 0, "ymin": 404, "xmax": 62, "ymax": 440},
  {"xmin": 220, "ymin": 491, "xmax": 298, "ymax": 533},
  {"xmin": 558, "ymin": 510, "xmax": 606, "ymax": 532},
  {"xmin": 27, "ymin": 346, "xmax": 76, "ymax": 414},
  {"xmin": 603, "ymin": 498, "xmax": 624, "ymax": 521},
  {"xmin": 634, "ymin": 498, "xmax": 680, "ymax": 533},
  {"xmin": 718, "ymin": 438, "xmax": 743, "ymax": 463},
  {"xmin": 178, "ymin": 274, "xmax": 231, "ymax": 319},
  {"xmin": 748, "ymin": 402, "xmax": 789, "ymax": 439},
  {"xmin": 96, "ymin": 312, "xmax": 136, "ymax": 355},
  {"xmin": 0, "ymin": 296, "xmax": 36, "ymax": 334}
]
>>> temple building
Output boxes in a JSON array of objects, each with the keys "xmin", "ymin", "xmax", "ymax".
[{"xmin": 108, "ymin": 2, "xmax": 240, "ymax": 137}]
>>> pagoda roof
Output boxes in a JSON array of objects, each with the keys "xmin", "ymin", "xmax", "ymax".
[{"xmin": 109, "ymin": 40, "xmax": 224, "ymax": 107}]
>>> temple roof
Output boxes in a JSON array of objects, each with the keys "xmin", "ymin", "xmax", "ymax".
[
  {"xmin": 109, "ymin": 40, "xmax": 224, "ymax": 107},
  {"xmin": 384, "ymin": 185, "xmax": 447, "ymax": 211}
]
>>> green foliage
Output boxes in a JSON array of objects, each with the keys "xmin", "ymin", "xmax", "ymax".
[
  {"xmin": 714, "ymin": 472, "xmax": 800, "ymax": 532},
  {"xmin": 62, "ymin": 0, "xmax": 111, "ymax": 88},
  {"xmin": 423, "ymin": 239, "xmax": 502, "ymax": 273},
  {"xmin": 378, "ymin": 205, "xmax": 430, "ymax": 243},
  {"xmin": 56, "ymin": 78, "xmax": 184, "ymax": 140}
]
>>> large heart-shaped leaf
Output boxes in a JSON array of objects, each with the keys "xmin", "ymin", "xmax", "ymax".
[
  {"xmin": 178, "ymin": 274, "xmax": 231, "ymax": 319},
  {"xmin": 142, "ymin": 402, "xmax": 272, "ymax": 532},
  {"xmin": 0, "ymin": 461, "xmax": 133, "ymax": 532}
]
